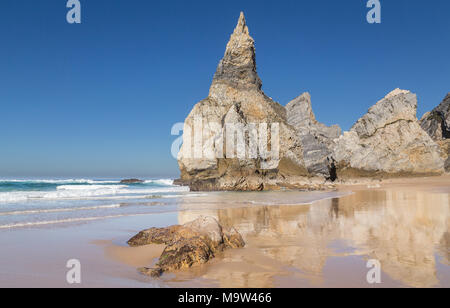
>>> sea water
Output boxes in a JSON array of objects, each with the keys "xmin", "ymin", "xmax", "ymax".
[
  {"xmin": 0, "ymin": 178, "xmax": 192, "ymax": 229},
  {"xmin": 0, "ymin": 178, "xmax": 346, "ymax": 230}
]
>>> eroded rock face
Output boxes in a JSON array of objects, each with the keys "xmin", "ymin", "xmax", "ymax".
[
  {"xmin": 286, "ymin": 93, "xmax": 341, "ymax": 178},
  {"xmin": 420, "ymin": 93, "xmax": 450, "ymax": 171},
  {"xmin": 128, "ymin": 216, "xmax": 245, "ymax": 277},
  {"xmin": 334, "ymin": 89, "xmax": 444, "ymax": 177},
  {"xmin": 177, "ymin": 12, "xmax": 446, "ymax": 190},
  {"xmin": 420, "ymin": 93, "xmax": 450, "ymax": 140},
  {"xmin": 177, "ymin": 12, "xmax": 312, "ymax": 191}
]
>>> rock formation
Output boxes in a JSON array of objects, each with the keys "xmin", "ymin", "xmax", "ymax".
[
  {"xmin": 420, "ymin": 93, "xmax": 450, "ymax": 140},
  {"xmin": 286, "ymin": 93, "xmax": 341, "ymax": 178},
  {"xmin": 334, "ymin": 89, "xmax": 444, "ymax": 177},
  {"xmin": 177, "ymin": 12, "xmax": 322, "ymax": 191},
  {"xmin": 420, "ymin": 93, "xmax": 450, "ymax": 171},
  {"xmin": 128, "ymin": 216, "xmax": 245, "ymax": 277},
  {"xmin": 176, "ymin": 12, "xmax": 446, "ymax": 191},
  {"xmin": 120, "ymin": 179, "xmax": 144, "ymax": 184}
]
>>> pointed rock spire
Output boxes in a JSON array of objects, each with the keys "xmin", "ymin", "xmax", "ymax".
[
  {"xmin": 286, "ymin": 93, "xmax": 317, "ymax": 127},
  {"xmin": 233, "ymin": 12, "xmax": 249, "ymax": 35},
  {"xmin": 209, "ymin": 12, "xmax": 262, "ymax": 100}
]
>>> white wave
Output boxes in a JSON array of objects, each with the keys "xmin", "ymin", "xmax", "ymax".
[
  {"xmin": 0, "ymin": 179, "xmax": 93, "ymax": 184},
  {"xmin": 144, "ymin": 179, "xmax": 175, "ymax": 186},
  {"xmin": 0, "ymin": 178, "xmax": 175, "ymax": 186},
  {"xmin": 0, "ymin": 179, "xmax": 121, "ymax": 184},
  {"xmin": 0, "ymin": 186, "xmax": 189, "ymax": 203},
  {"xmin": 0, "ymin": 214, "xmax": 143, "ymax": 229},
  {"xmin": 0, "ymin": 204, "xmax": 121, "ymax": 216},
  {"xmin": 56, "ymin": 185, "xmax": 128, "ymax": 191}
]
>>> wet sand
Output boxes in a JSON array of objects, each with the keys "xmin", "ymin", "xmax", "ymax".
[
  {"xmin": 103, "ymin": 241, "xmax": 165, "ymax": 268},
  {"xmin": 0, "ymin": 176, "xmax": 448, "ymax": 288},
  {"xmin": 158, "ymin": 185, "xmax": 449, "ymax": 288}
]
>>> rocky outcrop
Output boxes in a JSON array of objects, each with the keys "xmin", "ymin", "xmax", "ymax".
[
  {"xmin": 177, "ymin": 12, "xmax": 320, "ymax": 191},
  {"xmin": 439, "ymin": 141, "xmax": 450, "ymax": 172},
  {"xmin": 128, "ymin": 216, "xmax": 245, "ymax": 277},
  {"xmin": 120, "ymin": 179, "xmax": 144, "ymax": 184},
  {"xmin": 420, "ymin": 93, "xmax": 450, "ymax": 140},
  {"xmin": 176, "ymin": 12, "xmax": 446, "ymax": 191},
  {"xmin": 420, "ymin": 93, "xmax": 450, "ymax": 171},
  {"xmin": 334, "ymin": 89, "xmax": 444, "ymax": 177},
  {"xmin": 286, "ymin": 93, "xmax": 341, "ymax": 178}
]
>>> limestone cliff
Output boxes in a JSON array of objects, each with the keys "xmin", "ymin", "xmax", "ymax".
[
  {"xmin": 420, "ymin": 93, "xmax": 450, "ymax": 171},
  {"xmin": 177, "ymin": 12, "xmax": 320, "ymax": 191},
  {"xmin": 176, "ymin": 12, "xmax": 445, "ymax": 191},
  {"xmin": 334, "ymin": 89, "xmax": 444, "ymax": 177},
  {"xmin": 286, "ymin": 93, "xmax": 341, "ymax": 178}
]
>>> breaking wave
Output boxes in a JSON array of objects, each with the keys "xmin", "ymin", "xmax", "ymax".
[{"xmin": 0, "ymin": 178, "xmax": 186, "ymax": 203}]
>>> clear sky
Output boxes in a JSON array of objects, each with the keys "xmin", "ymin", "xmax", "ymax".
[{"xmin": 1, "ymin": 0, "xmax": 449, "ymax": 178}]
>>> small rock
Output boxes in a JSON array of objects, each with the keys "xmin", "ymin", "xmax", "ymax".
[
  {"xmin": 128, "ymin": 216, "xmax": 245, "ymax": 277},
  {"xmin": 120, "ymin": 179, "xmax": 144, "ymax": 184},
  {"xmin": 138, "ymin": 267, "xmax": 163, "ymax": 278}
]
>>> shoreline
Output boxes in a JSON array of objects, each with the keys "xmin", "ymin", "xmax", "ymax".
[
  {"xmin": 106, "ymin": 175, "xmax": 450, "ymax": 288},
  {"xmin": 0, "ymin": 176, "xmax": 448, "ymax": 288},
  {"xmin": 336, "ymin": 174, "xmax": 450, "ymax": 192}
]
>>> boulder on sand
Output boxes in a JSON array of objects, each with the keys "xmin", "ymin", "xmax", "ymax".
[{"xmin": 128, "ymin": 216, "xmax": 245, "ymax": 277}]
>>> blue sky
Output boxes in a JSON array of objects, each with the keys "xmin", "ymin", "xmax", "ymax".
[{"xmin": 0, "ymin": 0, "xmax": 449, "ymax": 178}]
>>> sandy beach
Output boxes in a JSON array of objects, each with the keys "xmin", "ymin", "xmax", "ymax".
[
  {"xmin": 0, "ymin": 176, "xmax": 448, "ymax": 288},
  {"xmin": 2, "ymin": 0, "xmax": 450, "ymax": 294}
]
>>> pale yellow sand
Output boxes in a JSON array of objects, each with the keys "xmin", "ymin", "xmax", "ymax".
[
  {"xmin": 337, "ymin": 174, "xmax": 450, "ymax": 193},
  {"xmin": 0, "ymin": 176, "xmax": 448, "ymax": 288},
  {"xmin": 103, "ymin": 242, "xmax": 165, "ymax": 268},
  {"xmin": 153, "ymin": 176, "xmax": 449, "ymax": 288}
]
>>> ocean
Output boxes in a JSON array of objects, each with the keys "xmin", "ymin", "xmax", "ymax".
[
  {"xmin": 0, "ymin": 178, "xmax": 192, "ymax": 229},
  {"xmin": 0, "ymin": 178, "xmax": 345, "ymax": 230},
  {"xmin": 0, "ymin": 177, "xmax": 448, "ymax": 287}
]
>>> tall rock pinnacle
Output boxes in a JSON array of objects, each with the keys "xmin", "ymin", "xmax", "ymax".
[
  {"xmin": 209, "ymin": 12, "xmax": 262, "ymax": 101},
  {"xmin": 176, "ymin": 13, "xmax": 445, "ymax": 191},
  {"xmin": 178, "ymin": 12, "xmax": 313, "ymax": 191}
]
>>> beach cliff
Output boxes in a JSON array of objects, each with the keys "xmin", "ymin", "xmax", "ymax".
[
  {"xmin": 420, "ymin": 93, "xmax": 450, "ymax": 171},
  {"xmin": 175, "ymin": 12, "xmax": 446, "ymax": 191}
]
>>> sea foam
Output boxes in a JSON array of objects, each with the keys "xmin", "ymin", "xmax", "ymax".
[{"xmin": 0, "ymin": 178, "xmax": 187, "ymax": 203}]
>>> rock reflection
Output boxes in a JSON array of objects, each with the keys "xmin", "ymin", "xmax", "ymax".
[{"xmin": 176, "ymin": 189, "xmax": 449, "ymax": 288}]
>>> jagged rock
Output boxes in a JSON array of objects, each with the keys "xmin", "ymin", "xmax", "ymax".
[
  {"xmin": 334, "ymin": 89, "xmax": 444, "ymax": 177},
  {"xmin": 420, "ymin": 93, "xmax": 450, "ymax": 140},
  {"xmin": 286, "ymin": 93, "xmax": 341, "ymax": 145},
  {"xmin": 120, "ymin": 179, "xmax": 144, "ymax": 184},
  {"xmin": 439, "ymin": 140, "xmax": 450, "ymax": 171},
  {"xmin": 177, "ymin": 12, "xmax": 313, "ymax": 191},
  {"xmin": 176, "ymin": 12, "xmax": 445, "ymax": 189},
  {"xmin": 286, "ymin": 93, "xmax": 341, "ymax": 178},
  {"xmin": 420, "ymin": 93, "xmax": 450, "ymax": 172},
  {"xmin": 128, "ymin": 216, "xmax": 245, "ymax": 277}
]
